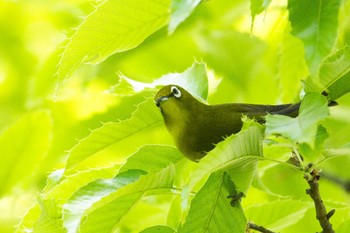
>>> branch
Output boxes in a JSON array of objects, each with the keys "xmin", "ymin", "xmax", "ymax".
[
  {"xmin": 304, "ymin": 169, "xmax": 335, "ymax": 233},
  {"xmin": 247, "ymin": 222, "xmax": 276, "ymax": 233}
]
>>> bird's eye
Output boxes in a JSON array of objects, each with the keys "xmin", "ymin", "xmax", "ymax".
[{"xmin": 171, "ymin": 86, "xmax": 181, "ymax": 98}]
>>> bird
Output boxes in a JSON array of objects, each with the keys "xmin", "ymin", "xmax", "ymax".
[{"xmin": 154, "ymin": 85, "xmax": 332, "ymax": 162}]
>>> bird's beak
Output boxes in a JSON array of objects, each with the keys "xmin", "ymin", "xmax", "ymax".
[{"xmin": 155, "ymin": 96, "xmax": 169, "ymax": 107}]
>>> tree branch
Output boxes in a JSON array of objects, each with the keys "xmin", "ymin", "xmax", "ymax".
[
  {"xmin": 304, "ymin": 169, "xmax": 335, "ymax": 233},
  {"xmin": 247, "ymin": 222, "xmax": 276, "ymax": 233}
]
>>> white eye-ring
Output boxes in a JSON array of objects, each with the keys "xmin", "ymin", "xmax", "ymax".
[{"xmin": 171, "ymin": 86, "xmax": 181, "ymax": 98}]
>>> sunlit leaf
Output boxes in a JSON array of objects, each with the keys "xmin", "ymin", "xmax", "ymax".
[
  {"xmin": 250, "ymin": 0, "xmax": 272, "ymax": 29},
  {"xmin": 65, "ymin": 98, "xmax": 162, "ymax": 172},
  {"xmin": 319, "ymin": 46, "xmax": 350, "ymax": 87},
  {"xmin": 190, "ymin": 123, "xmax": 264, "ymax": 194},
  {"xmin": 62, "ymin": 145, "xmax": 182, "ymax": 232},
  {"xmin": 63, "ymin": 170, "xmax": 144, "ymax": 233},
  {"xmin": 328, "ymin": 72, "xmax": 350, "ymax": 100},
  {"xmin": 0, "ymin": 110, "xmax": 52, "ymax": 196},
  {"xmin": 15, "ymin": 204, "xmax": 41, "ymax": 233},
  {"xmin": 266, "ymin": 93, "xmax": 329, "ymax": 146},
  {"xmin": 111, "ymin": 62, "xmax": 209, "ymax": 101},
  {"xmin": 245, "ymin": 200, "xmax": 311, "ymax": 232},
  {"xmin": 120, "ymin": 145, "xmax": 183, "ymax": 173},
  {"xmin": 168, "ymin": 0, "xmax": 202, "ymax": 33},
  {"xmin": 58, "ymin": 0, "xmax": 171, "ymax": 81},
  {"xmin": 288, "ymin": 0, "xmax": 342, "ymax": 76},
  {"xmin": 179, "ymin": 172, "xmax": 246, "ymax": 233},
  {"xmin": 298, "ymin": 125, "xmax": 329, "ymax": 161},
  {"xmin": 34, "ymin": 199, "xmax": 66, "ymax": 233},
  {"xmin": 79, "ymin": 165, "xmax": 175, "ymax": 233},
  {"xmin": 44, "ymin": 166, "xmax": 119, "ymax": 204},
  {"xmin": 140, "ymin": 225, "xmax": 176, "ymax": 233}
]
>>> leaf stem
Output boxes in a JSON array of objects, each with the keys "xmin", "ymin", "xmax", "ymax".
[
  {"xmin": 247, "ymin": 222, "xmax": 276, "ymax": 233},
  {"xmin": 304, "ymin": 169, "xmax": 335, "ymax": 233}
]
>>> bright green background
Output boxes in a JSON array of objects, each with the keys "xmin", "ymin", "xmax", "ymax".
[{"xmin": 1, "ymin": 0, "xmax": 350, "ymax": 232}]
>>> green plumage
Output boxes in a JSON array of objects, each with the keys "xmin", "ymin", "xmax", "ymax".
[{"xmin": 155, "ymin": 85, "xmax": 300, "ymax": 161}]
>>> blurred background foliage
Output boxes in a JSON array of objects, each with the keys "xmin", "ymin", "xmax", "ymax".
[{"xmin": 0, "ymin": 0, "xmax": 350, "ymax": 232}]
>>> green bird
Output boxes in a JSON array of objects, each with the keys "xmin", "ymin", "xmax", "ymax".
[{"xmin": 155, "ymin": 85, "xmax": 319, "ymax": 162}]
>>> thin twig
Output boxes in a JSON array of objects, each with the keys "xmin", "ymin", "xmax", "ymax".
[
  {"xmin": 305, "ymin": 169, "xmax": 335, "ymax": 233},
  {"xmin": 247, "ymin": 222, "xmax": 276, "ymax": 233}
]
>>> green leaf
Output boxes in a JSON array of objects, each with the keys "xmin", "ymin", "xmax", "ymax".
[
  {"xmin": 179, "ymin": 172, "xmax": 246, "ymax": 233},
  {"xmin": 34, "ymin": 199, "xmax": 66, "ymax": 233},
  {"xmin": 266, "ymin": 93, "xmax": 329, "ymax": 146},
  {"xmin": 63, "ymin": 169, "xmax": 144, "ymax": 233},
  {"xmin": 120, "ymin": 145, "xmax": 183, "ymax": 173},
  {"xmin": 79, "ymin": 165, "xmax": 175, "ymax": 233},
  {"xmin": 58, "ymin": 0, "xmax": 171, "ymax": 81},
  {"xmin": 190, "ymin": 124, "xmax": 264, "ymax": 194},
  {"xmin": 168, "ymin": 0, "xmax": 202, "ymax": 33},
  {"xmin": 245, "ymin": 200, "xmax": 311, "ymax": 232},
  {"xmin": 62, "ymin": 145, "xmax": 182, "ymax": 232},
  {"xmin": 65, "ymin": 98, "xmax": 162, "ymax": 172},
  {"xmin": 250, "ymin": 0, "xmax": 272, "ymax": 29},
  {"xmin": 298, "ymin": 125, "xmax": 329, "ymax": 161},
  {"xmin": 15, "ymin": 204, "xmax": 41, "ymax": 233},
  {"xmin": 317, "ymin": 46, "xmax": 350, "ymax": 100},
  {"xmin": 288, "ymin": 0, "xmax": 342, "ymax": 76},
  {"xmin": 319, "ymin": 46, "xmax": 350, "ymax": 88},
  {"xmin": 0, "ymin": 110, "xmax": 52, "ymax": 196},
  {"xmin": 44, "ymin": 166, "xmax": 119, "ymax": 203},
  {"xmin": 140, "ymin": 225, "xmax": 176, "ymax": 233},
  {"xmin": 328, "ymin": 71, "xmax": 350, "ymax": 100},
  {"xmin": 111, "ymin": 62, "xmax": 209, "ymax": 101}
]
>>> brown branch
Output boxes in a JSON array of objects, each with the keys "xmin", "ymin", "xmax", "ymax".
[
  {"xmin": 305, "ymin": 169, "xmax": 335, "ymax": 233},
  {"xmin": 247, "ymin": 222, "xmax": 276, "ymax": 233}
]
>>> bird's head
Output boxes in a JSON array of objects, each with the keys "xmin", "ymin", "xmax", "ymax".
[
  {"xmin": 154, "ymin": 85, "xmax": 186, "ymax": 108},
  {"xmin": 155, "ymin": 85, "xmax": 200, "ymax": 123}
]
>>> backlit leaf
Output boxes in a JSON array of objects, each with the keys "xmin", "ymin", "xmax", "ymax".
[
  {"xmin": 180, "ymin": 172, "xmax": 246, "ymax": 233},
  {"xmin": 190, "ymin": 123, "xmax": 264, "ymax": 194},
  {"xmin": 79, "ymin": 165, "xmax": 175, "ymax": 233},
  {"xmin": 58, "ymin": 0, "xmax": 171, "ymax": 81},
  {"xmin": 111, "ymin": 62, "xmax": 209, "ymax": 101},
  {"xmin": 65, "ymin": 98, "xmax": 162, "ymax": 171},
  {"xmin": 0, "ymin": 110, "xmax": 52, "ymax": 196},
  {"xmin": 288, "ymin": 0, "xmax": 341, "ymax": 76},
  {"xmin": 168, "ymin": 0, "xmax": 202, "ymax": 33},
  {"xmin": 266, "ymin": 93, "xmax": 329, "ymax": 146}
]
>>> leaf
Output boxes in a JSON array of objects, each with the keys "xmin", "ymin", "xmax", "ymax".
[
  {"xmin": 63, "ymin": 169, "xmax": 144, "ymax": 233},
  {"xmin": 15, "ymin": 204, "xmax": 41, "ymax": 233},
  {"xmin": 245, "ymin": 200, "xmax": 311, "ymax": 232},
  {"xmin": 265, "ymin": 93, "xmax": 329, "ymax": 146},
  {"xmin": 298, "ymin": 125, "xmax": 329, "ymax": 161},
  {"xmin": 168, "ymin": 0, "xmax": 202, "ymax": 33},
  {"xmin": 34, "ymin": 199, "xmax": 66, "ymax": 233},
  {"xmin": 119, "ymin": 145, "xmax": 183, "ymax": 173},
  {"xmin": 78, "ymin": 165, "xmax": 175, "ymax": 233},
  {"xmin": 140, "ymin": 225, "xmax": 176, "ymax": 233},
  {"xmin": 288, "ymin": 0, "xmax": 342, "ymax": 76},
  {"xmin": 62, "ymin": 145, "xmax": 182, "ymax": 232},
  {"xmin": 65, "ymin": 98, "xmax": 162, "ymax": 172},
  {"xmin": 250, "ymin": 0, "xmax": 272, "ymax": 29},
  {"xmin": 58, "ymin": 0, "xmax": 171, "ymax": 81},
  {"xmin": 319, "ymin": 46, "xmax": 350, "ymax": 88},
  {"xmin": 190, "ymin": 123, "xmax": 264, "ymax": 194},
  {"xmin": 44, "ymin": 166, "xmax": 119, "ymax": 203},
  {"xmin": 0, "ymin": 110, "xmax": 52, "ymax": 196},
  {"xmin": 179, "ymin": 172, "xmax": 246, "ymax": 233},
  {"xmin": 328, "ymin": 71, "xmax": 350, "ymax": 100},
  {"xmin": 110, "ymin": 62, "xmax": 209, "ymax": 101}
]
